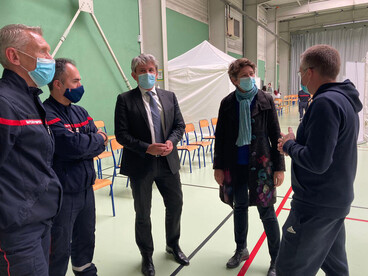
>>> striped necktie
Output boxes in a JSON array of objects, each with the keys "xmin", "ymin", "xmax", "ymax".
[{"xmin": 146, "ymin": 91, "xmax": 164, "ymax": 143}]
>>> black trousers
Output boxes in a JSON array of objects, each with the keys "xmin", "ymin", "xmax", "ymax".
[
  {"xmin": 276, "ymin": 207, "xmax": 348, "ymax": 275},
  {"xmin": 130, "ymin": 157, "xmax": 183, "ymax": 257},
  {"xmin": 299, "ymin": 102, "xmax": 308, "ymax": 120},
  {"xmin": 49, "ymin": 187, "xmax": 97, "ymax": 276},
  {"xmin": 0, "ymin": 222, "xmax": 51, "ymax": 276},
  {"xmin": 232, "ymin": 165, "xmax": 280, "ymax": 262}
]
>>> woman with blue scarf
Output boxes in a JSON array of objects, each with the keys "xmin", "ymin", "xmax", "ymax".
[{"xmin": 214, "ymin": 58, "xmax": 285, "ymax": 276}]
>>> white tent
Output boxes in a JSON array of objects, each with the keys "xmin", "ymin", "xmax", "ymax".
[{"xmin": 168, "ymin": 41, "xmax": 236, "ymax": 127}]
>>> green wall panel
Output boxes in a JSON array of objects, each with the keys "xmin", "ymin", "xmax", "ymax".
[
  {"xmin": 166, "ymin": 8, "xmax": 209, "ymax": 60},
  {"xmin": 227, "ymin": 51, "xmax": 242, "ymax": 59},
  {"xmin": 0, "ymin": 0, "xmax": 140, "ymax": 134}
]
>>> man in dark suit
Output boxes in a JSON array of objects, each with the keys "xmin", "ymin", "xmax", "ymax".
[{"xmin": 114, "ymin": 54, "xmax": 189, "ymax": 276}]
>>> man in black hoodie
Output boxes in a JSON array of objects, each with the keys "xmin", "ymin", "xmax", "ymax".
[{"xmin": 276, "ymin": 44, "xmax": 362, "ymax": 275}]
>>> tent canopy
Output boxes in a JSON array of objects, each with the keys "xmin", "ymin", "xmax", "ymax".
[
  {"xmin": 168, "ymin": 41, "xmax": 236, "ymax": 128},
  {"xmin": 169, "ymin": 40, "xmax": 236, "ymax": 71}
]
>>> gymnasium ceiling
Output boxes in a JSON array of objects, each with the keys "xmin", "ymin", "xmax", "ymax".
[{"xmin": 258, "ymin": 0, "xmax": 368, "ymax": 22}]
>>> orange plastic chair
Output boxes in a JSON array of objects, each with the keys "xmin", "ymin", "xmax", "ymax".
[
  {"xmin": 291, "ymin": 95, "xmax": 298, "ymax": 105},
  {"xmin": 274, "ymin": 98, "xmax": 283, "ymax": 116},
  {"xmin": 274, "ymin": 98, "xmax": 282, "ymax": 105},
  {"xmin": 110, "ymin": 138, "xmax": 129, "ymax": 187},
  {"xmin": 211, "ymin": 118, "xmax": 217, "ymax": 134},
  {"xmin": 281, "ymin": 99, "xmax": 290, "ymax": 113},
  {"xmin": 199, "ymin": 119, "xmax": 215, "ymax": 140},
  {"xmin": 94, "ymin": 120, "xmax": 116, "ymax": 141},
  {"xmin": 93, "ymin": 154, "xmax": 115, "ymax": 216},
  {"xmin": 284, "ymin": 95, "xmax": 292, "ymax": 106},
  {"xmin": 93, "ymin": 120, "xmax": 116, "ymax": 171},
  {"xmin": 184, "ymin": 123, "xmax": 212, "ymax": 167},
  {"xmin": 177, "ymin": 139, "xmax": 200, "ymax": 173},
  {"xmin": 199, "ymin": 119, "xmax": 215, "ymax": 161}
]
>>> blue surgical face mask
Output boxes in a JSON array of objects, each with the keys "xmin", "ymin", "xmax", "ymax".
[
  {"xmin": 138, "ymin": 73, "xmax": 156, "ymax": 89},
  {"xmin": 239, "ymin": 77, "xmax": 255, "ymax": 91},
  {"xmin": 301, "ymin": 84, "xmax": 310, "ymax": 94},
  {"xmin": 300, "ymin": 70, "xmax": 310, "ymax": 94},
  {"xmin": 64, "ymin": 85, "xmax": 85, "ymax": 103},
  {"xmin": 18, "ymin": 50, "xmax": 55, "ymax": 87}
]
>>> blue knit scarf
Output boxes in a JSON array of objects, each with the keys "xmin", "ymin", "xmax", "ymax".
[{"xmin": 235, "ymin": 85, "xmax": 258, "ymax": 146}]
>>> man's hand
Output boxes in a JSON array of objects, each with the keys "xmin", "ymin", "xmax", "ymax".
[
  {"xmin": 214, "ymin": 169, "xmax": 225, "ymax": 186},
  {"xmin": 273, "ymin": 171, "xmax": 284, "ymax": 187},
  {"xmin": 161, "ymin": 140, "xmax": 173, "ymax": 156},
  {"xmin": 278, "ymin": 127, "xmax": 295, "ymax": 155},
  {"xmin": 97, "ymin": 129, "xmax": 109, "ymax": 146},
  {"xmin": 146, "ymin": 143, "xmax": 167, "ymax": 156}
]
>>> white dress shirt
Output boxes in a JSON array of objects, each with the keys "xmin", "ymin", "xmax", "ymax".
[{"xmin": 139, "ymin": 86, "xmax": 166, "ymax": 143}]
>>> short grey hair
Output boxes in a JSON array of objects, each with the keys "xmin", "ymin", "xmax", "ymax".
[
  {"xmin": 300, "ymin": 44, "xmax": 340, "ymax": 80},
  {"xmin": 0, "ymin": 24, "xmax": 43, "ymax": 67},
  {"xmin": 131, "ymin": 53, "xmax": 158, "ymax": 73}
]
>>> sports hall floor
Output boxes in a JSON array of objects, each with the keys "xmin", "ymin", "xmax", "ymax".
[{"xmin": 67, "ymin": 105, "xmax": 368, "ymax": 276}]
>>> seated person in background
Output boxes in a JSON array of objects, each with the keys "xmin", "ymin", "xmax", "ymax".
[{"xmin": 272, "ymin": 90, "xmax": 281, "ymax": 100}]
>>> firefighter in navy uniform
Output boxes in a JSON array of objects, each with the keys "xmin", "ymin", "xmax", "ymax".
[
  {"xmin": 44, "ymin": 58, "xmax": 107, "ymax": 276},
  {"xmin": 298, "ymin": 88, "xmax": 311, "ymax": 121},
  {"xmin": 0, "ymin": 24, "xmax": 62, "ymax": 276}
]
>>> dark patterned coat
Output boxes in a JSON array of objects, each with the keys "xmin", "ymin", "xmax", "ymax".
[{"xmin": 214, "ymin": 89, "xmax": 285, "ymax": 207}]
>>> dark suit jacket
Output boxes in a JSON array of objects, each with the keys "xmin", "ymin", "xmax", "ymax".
[{"xmin": 114, "ymin": 87, "xmax": 185, "ymax": 177}]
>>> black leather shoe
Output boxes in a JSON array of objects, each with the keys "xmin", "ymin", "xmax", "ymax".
[
  {"xmin": 166, "ymin": 245, "xmax": 190, "ymax": 266},
  {"xmin": 141, "ymin": 256, "xmax": 155, "ymax": 276},
  {"xmin": 267, "ymin": 261, "xmax": 276, "ymax": 276},
  {"xmin": 226, "ymin": 248, "xmax": 250, "ymax": 269}
]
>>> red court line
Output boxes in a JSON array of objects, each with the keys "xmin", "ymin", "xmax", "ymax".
[
  {"xmin": 346, "ymin": 217, "xmax": 368, "ymax": 223},
  {"xmin": 282, "ymin": 208, "xmax": 368, "ymax": 223},
  {"xmin": 237, "ymin": 186, "xmax": 293, "ymax": 276}
]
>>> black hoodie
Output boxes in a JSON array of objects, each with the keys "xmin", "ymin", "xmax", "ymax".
[{"xmin": 283, "ymin": 79, "xmax": 363, "ymax": 218}]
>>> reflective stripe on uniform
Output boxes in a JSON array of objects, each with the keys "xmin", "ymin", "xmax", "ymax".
[
  {"xmin": 0, "ymin": 117, "xmax": 42, "ymax": 126},
  {"xmin": 72, "ymin": 262, "xmax": 91, "ymax": 272},
  {"xmin": 0, "ymin": 243, "xmax": 11, "ymax": 276}
]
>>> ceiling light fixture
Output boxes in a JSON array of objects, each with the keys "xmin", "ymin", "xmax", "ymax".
[{"xmin": 323, "ymin": 19, "xmax": 368, "ymax": 27}]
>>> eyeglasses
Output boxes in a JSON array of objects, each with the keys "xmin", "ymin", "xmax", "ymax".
[{"xmin": 298, "ymin": 67, "xmax": 314, "ymax": 78}]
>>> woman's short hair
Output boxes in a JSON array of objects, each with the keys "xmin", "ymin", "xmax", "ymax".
[
  {"xmin": 131, "ymin": 53, "xmax": 158, "ymax": 73},
  {"xmin": 228, "ymin": 58, "xmax": 256, "ymax": 80},
  {"xmin": 300, "ymin": 44, "xmax": 340, "ymax": 80}
]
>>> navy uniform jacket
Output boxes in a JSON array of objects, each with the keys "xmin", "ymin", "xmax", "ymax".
[
  {"xmin": 43, "ymin": 96, "xmax": 105, "ymax": 193},
  {"xmin": 0, "ymin": 69, "xmax": 62, "ymax": 231},
  {"xmin": 298, "ymin": 89, "xmax": 310, "ymax": 103}
]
